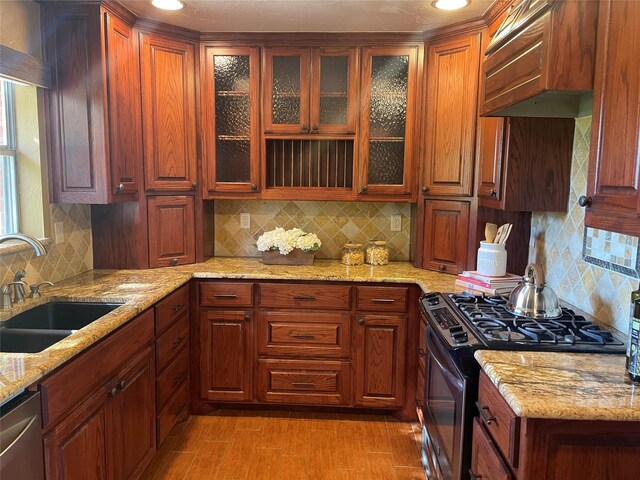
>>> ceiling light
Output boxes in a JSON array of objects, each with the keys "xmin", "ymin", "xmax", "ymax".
[
  {"xmin": 432, "ymin": 0, "xmax": 470, "ymax": 11},
  {"xmin": 152, "ymin": 0, "xmax": 185, "ymax": 11}
]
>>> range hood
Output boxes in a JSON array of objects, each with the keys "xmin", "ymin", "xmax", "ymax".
[{"xmin": 480, "ymin": 0, "xmax": 598, "ymax": 118}]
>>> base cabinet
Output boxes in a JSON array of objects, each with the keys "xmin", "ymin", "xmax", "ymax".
[{"xmin": 420, "ymin": 199, "xmax": 470, "ymax": 274}]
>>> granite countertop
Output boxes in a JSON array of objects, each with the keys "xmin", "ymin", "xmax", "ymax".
[
  {"xmin": 475, "ymin": 350, "xmax": 640, "ymax": 422},
  {"xmin": 0, "ymin": 258, "xmax": 456, "ymax": 404}
]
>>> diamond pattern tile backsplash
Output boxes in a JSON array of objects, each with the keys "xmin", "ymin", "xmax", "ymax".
[
  {"xmin": 529, "ymin": 116, "xmax": 639, "ymax": 333},
  {"xmin": 214, "ymin": 200, "xmax": 411, "ymax": 261},
  {"xmin": 0, "ymin": 204, "xmax": 93, "ymax": 286}
]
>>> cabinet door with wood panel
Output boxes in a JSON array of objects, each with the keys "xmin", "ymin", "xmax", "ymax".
[
  {"xmin": 147, "ymin": 195, "xmax": 195, "ymax": 267},
  {"xmin": 41, "ymin": 3, "xmax": 141, "ymax": 203},
  {"xmin": 199, "ymin": 310, "xmax": 253, "ymax": 402},
  {"xmin": 422, "ymin": 34, "xmax": 480, "ymax": 197},
  {"xmin": 421, "ymin": 200, "xmax": 470, "ymax": 274},
  {"xmin": 359, "ymin": 46, "xmax": 419, "ymax": 198},
  {"xmin": 140, "ymin": 33, "xmax": 197, "ymax": 192},
  {"xmin": 583, "ymin": 0, "xmax": 640, "ymax": 236},
  {"xmin": 354, "ymin": 313, "xmax": 406, "ymax": 408},
  {"xmin": 201, "ymin": 46, "xmax": 261, "ymax": 196}
]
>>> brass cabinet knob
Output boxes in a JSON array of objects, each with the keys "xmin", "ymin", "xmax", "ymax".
[
  {"xmin": 421, "ymin": 186, "xmax": 429, "ymax": 195},
  {"xmin": 300, "ymin": 124, "xmax": 308, "ymax": 131},
  {"xmin": 578, "ymin": 195, "xmax": 592, "ymax": 207},
  {"xmin": 311, "ymin": 124, "xmax": 318, "ymax": 131},
  {"xmin": 244, "ymin": 313, "xmax": 251, "ymax": 321},
  {"xmin": 439, "ymin": 265, "xmax": 445, "ymax": 272},
  {"xmin": 358, "ymin": 318, "xmax": 365, "ymax": 325},
  {"xmin": 489, "ymin": 188, "xmax": 497, "ymax": 197},
  {"xmin": 170, "ymin": 258, "xmax": 178, "ymax": 266},
  {"xmin": 117, "ymin": 380, "xmax": 126, "ymax": 390},
  {"xmin": 360, "ymin": 185, "xmax": 368, "ymax": 193},
  {"xmin": 108, "ymin": 387, "xmax": 118, "ymax": 397},
  {"xmin": 191, "ymin": 182, "xmax": 198, "ymax": 190},
  {"xmin": 114, "ymin": 183, "xmax": 125, "ymax": 193},
  {"xmin": 250, "ymin": 184, "xmax": 257, "ymax": 191}
]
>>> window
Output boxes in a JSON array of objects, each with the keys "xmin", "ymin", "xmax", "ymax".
[{"xmin": 0, "ymin": 79, "xmax": 18, "ymax": 235}]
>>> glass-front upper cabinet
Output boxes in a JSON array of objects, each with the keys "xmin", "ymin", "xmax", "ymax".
[
  {"xmin": 201, "ymin": 47, "xmax": 260, "ymax": 195},
  {"xmin": 263, "ymin": 47, "xmax": 357, "ymax": 135},
  {"xmin": 359, "ymin": 46, "xmax": 419, "ymax": 198}
]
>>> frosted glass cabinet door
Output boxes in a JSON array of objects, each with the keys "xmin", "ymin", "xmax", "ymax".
[
  {"xmin": 359, "ymin": 47, "xmax": 419, "ymax": 198},
  {"xmin": 264, "ymin": 48, "xmax": 310, "ymax": 134},
  {"xmin": 201, "ymin": 47, "xmax": 260, "ymax": 195}
]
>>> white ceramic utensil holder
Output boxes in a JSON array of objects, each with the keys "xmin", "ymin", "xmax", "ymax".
[{"xmin": 477, "ymin": 241, "xmax": 507, "ymax": 277}]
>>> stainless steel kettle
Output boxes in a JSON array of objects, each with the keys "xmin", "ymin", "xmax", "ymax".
[{"xmin": 506, "ymin": 263, "xmax": 562, "ymax": 319}]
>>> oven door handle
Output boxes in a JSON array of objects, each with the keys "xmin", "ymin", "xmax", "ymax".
[{"xmin": 426, "ymin": 332, "xmax": 465, "ymax": 389}]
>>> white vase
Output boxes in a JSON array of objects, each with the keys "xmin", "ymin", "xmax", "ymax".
[{"xmin": 477, "ymin": 241, "xmax": 507, "ymax": 277}]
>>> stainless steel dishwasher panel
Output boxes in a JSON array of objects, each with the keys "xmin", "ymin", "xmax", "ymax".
[{"xmin": 0, "ymin": 391, "xmax": 44, "ymax": 480}]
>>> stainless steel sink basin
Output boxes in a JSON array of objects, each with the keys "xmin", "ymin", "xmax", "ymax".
[{"xmin": 0, "ymin": 302, "xmax": 122, "ymax": 353}]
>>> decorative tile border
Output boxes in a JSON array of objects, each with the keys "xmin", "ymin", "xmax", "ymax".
[{"xmin": 583, "ymin": 227, "xmax": 640, "ymax": 279}]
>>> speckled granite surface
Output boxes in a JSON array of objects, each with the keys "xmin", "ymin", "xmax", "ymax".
[
  {"xmin": 475, "ymin": 350, "xmax": 640, "ymax": 421},
  {"xmin": 0, "ymin": 259, "xmax": 455, "ymax": 404}
]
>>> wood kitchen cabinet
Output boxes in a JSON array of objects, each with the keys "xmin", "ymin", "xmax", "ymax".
[
  {"xmin": 199, "ymin": 310, "xmax": 253, "ymax": 402},
  {"xmin": 201, "ymin": 46, "xmax": 261, "ymax": 196},
  {"xmin": 476, "ymin": 117, "xmax": 574, "ymax": 211},
  {"xmin": 41, "ymin": 2, "xmax": 142, "ymax": 203},
  {"xmin": 421, "ymin": 199, "xmax": 470, "ymax": 275},
  {"xmin": 263, "ymin": 47, "xmax": 358, "ymax": 135},
  {"xmin": 41, "ymin": 310, "xmax": 156, "ymax": 480},
  {"xmin": 140, "ymin": 33, "xmax": 198, "ymax": 192},
  {"xmin": 359, "ymin": 46, "xmax": 419, "ymax": 198},
  {"xmin": 582, "ymin": 0, "xmax": 640, "ymax": 237},
  {"xmin": 147, "ymin": 195, "xmax": 196, "ymax": 267},
  {"xmin": 354, "ymin": 312, "xmax": 406, "ymax": 408},
  {"xmin": 481, "ymin": 0, "xmax": 597, "ymax": 117},
  {"xmin": 473, "ymin": 371, "xmax": 640, "ymax": 480},
  {"xmin": 422, "ymin": 33, "xmax": 480, "ymax": 197}
]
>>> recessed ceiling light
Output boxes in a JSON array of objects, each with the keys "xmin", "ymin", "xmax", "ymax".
[
  {"xmin": 152, "ymin": 0, "xmax": 185, "ymax": 11},
  {"xmin": 432, "ymin": 0, "xmax": 470, "ymax": 11}
]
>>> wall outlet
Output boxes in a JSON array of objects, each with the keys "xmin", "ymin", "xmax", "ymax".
[
  {"xmin": 240, "ymin": 213, "xmax": 251, "ymax": 229},
  {"xmin": 54, "ymin": 222, "xmax": 64, "ymax": 244},
  {"xmin": 390, "ymin": 214, "xmax": 402, "ymax": 232}
]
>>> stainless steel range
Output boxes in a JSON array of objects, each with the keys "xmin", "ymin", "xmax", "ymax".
[{"xmin": 417, "ymin": 292, "xmax": 626, "ymax": 480}]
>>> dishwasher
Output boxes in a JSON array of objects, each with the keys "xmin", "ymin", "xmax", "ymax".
[{"xmin": 0, "ymin": 391, "xmax": 45, "ymax": 480}]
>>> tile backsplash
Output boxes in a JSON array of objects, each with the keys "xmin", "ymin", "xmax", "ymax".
[
  {"xmin": 0, "ymin": 204, "xmax": 93, "ymax": 286},
  {"xmin": 529, "ymin": 116, "xmax": 639, "ymax": 333},
  {"xmin": 214, "ymin": 200, "xmax": 411, "ymax": 260}
]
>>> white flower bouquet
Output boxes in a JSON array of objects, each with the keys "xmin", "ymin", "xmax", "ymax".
[{"xmin": 256, "ymin": 227, "xmax": 321, "ymax": 265}]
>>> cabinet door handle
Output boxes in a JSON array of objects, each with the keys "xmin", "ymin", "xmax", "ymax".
[
  {"xmin": 173, "ymin": 403, "xmax": 186, "ymax": 415},
  {"xmin": 292, "ymin": 295, "xmax": 316, "ymax": 301},
  {"xmin": 417, "ymin": 347, "xmax": 426, "ymax": 357},
  {"xmin": 191, "ymin": 182, "xmax": 198, "ymax": 190},
  {"xmin": 173, "ymin": 372, "xmax": 185, "ymax": 384},
  {"xmin": 108, "ymin": 387, "xmax": 118, "ymax": 397},
  {"xmin": 114, "ymin": 183, "xmax": 125, "ymax": 193},
  {"xmin": 415, "ymin": 396, "xmax": 423, "ymax": 408},
  {"xmin": 360, "ymin": 185, "xmax": 368, "ymax": 193},
  {"xmin": 290, "ymin": 334, "xmax": 316, "ymax": 339},
  {"xmin": 489, "ymin": 188, "xmax": 497, "ymax": 197},
  {"xmin": 311, "ymin": 124, "xmax": 318, "ymax": 131},
  {"xmin": 476, "ymin": 401, "xmax": 496, "ymax": 425},
  {"xmin": 213, "ymin": 294, "xmax": 237, "ymax": 298},
  {"xmin": 421, "ymin": 186, "xmax": 429, "ymax": 195},
  {"xmin": 172, "ymin": 303, "xmax": 185, "ymax": 313},
  {"xmin": 117, "ymin": 380, "xmax": 126, "ymax": 390},
  {"xmin": 578, "ymin": 195, "xmax": 592, "ymax": 207},
  {"xmin": 244, "ymin": 313, "xmax": 251, "ymax": 321},
  {"xmin": 173, "ymin": 335, "xmax": 186, "ymax": 348},
  {"xmin": 292, "ymin": 382, "xmax": 315, "ymax": 388},
  {"xmin": 300, "ymin": 124, "xmax": 308, "ymax": 131},
  {"xmin": 358, "ymin": 318, "xmax": 365, "ymax": 325},
  {"xmin": 170, "ymin": 258, "xmax": 179, "ymax": 266},
  {"xmin": 250, "ymin": 184, "xmax": 258, "ymax": 191},
  {"xmin": 439, "ymin": 265, "xmax": 446, "ymax": 272},
  {"xmin": 371, "ymin": 298, "xmax": 395, "ymax": 303}
]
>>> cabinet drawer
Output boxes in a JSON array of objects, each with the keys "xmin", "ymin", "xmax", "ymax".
[
  {"xmin": 477, "ymin": 371, "xmax": 520, "ymax": 467},
  {"xmin": 257, "ymin": 359, "xmax": 349, "ymax": 405},
  {"xmin": 471, "ymin": 417, "xmax": 514, "ymax": 480},
  {"xmin": 157, "ymin": 380, "xmax": 189, "ymax": 447},
  {"xmin": 257, "ymin": 311, "xmax": 350, "ymax": 358},
  {"xmin": 40, "ymin": 309, "xmax": 154, "ymax": 428},
  {"xmin": 157, "ymin": 348, "xmax": 189, "ymax": 412},
  {"xmin": 199, "ymin": 282, "xmax": 254, "ymax": 307},
  {"xmin": 259, "ymin": 283, "xmax": 351, "ymax": 310},
  {"xmin": 156, "ymin": 313, "xmax": 189, "ymax": 372},
  {"xmin": 155, "ymin": 284, "xmax": 189, "ymax": 334},
  {"xmin": 356, "ymin": 286, "xmax": 408, "ymax": 312}
]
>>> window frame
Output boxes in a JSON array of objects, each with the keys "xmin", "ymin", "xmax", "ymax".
[{"xmin": 0, "ymin": 78, "xmax": 19, "ymax": 235}]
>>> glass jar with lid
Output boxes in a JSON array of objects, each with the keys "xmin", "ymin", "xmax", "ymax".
[
  {"xmin": 365, "ymin": 240, "xmax": 389, "ymax": 265},
  {"xmin": 341, "ymin": 243, "xmax": 364, "ymax": 265}
]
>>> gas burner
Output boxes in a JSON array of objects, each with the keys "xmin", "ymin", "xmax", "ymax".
[
  {"xmin": 483, "ymin": 294, "xmax": 508, "ymax": 305},
  {"xmin": 474, "ymin": 319, "xmax": 507, "ymax": 329},
  {"xmin": 487, "ymin": 330, "xmax": 527, "ymax": 342}
]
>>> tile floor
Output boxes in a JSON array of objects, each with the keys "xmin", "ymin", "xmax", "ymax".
[{"xmin": 141, "ymin": 410, "xmax": 425, "ymax": 480}]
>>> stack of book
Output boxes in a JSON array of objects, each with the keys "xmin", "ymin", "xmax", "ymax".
[{"xmin": 455, "ymin": 271, "xmax": 522, "ymax": 296}]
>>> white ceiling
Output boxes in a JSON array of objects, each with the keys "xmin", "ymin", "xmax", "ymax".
[{"xmin": 119, "ymin": 0, "xmax": 494, "ymax": 33}]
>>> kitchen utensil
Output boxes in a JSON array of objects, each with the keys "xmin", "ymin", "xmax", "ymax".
[
  {"xmin": 484, "ymin": 223, "xmax": 497, "ymax": 243},
  {"xmin": 506, "ymin": 263, "xmax": 562, "ymax": 319},
  {"xmin": 499, "ymin": 223, "xmax": 513, "ymax": 244},
  {"xmin": 493, "ymin": 224, "xmax": 506, "ymax": 243}
]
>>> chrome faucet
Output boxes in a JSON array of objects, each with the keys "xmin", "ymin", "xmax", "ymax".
[
  {"xmin": 0, "ymin": 233, "xmax": 48, "ymax": 309},
  {"xmin": 0, "ymin": 233, "xmax": 47, "ymax": 256}
]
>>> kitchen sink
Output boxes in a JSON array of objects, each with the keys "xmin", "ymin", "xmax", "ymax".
[{"xmin": 0, "ymin": 302, "xmax": 122, "ymax": 353}]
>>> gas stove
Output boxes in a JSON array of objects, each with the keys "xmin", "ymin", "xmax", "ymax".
[{"xmin": 420, "ymin": 292, "xmax": 626, "ymax": 353}]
